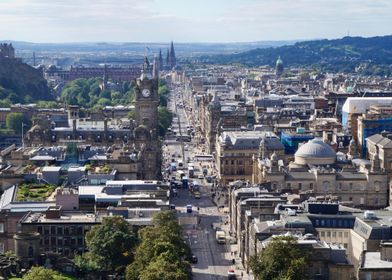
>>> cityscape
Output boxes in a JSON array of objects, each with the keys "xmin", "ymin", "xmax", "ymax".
[{"xmin": 1, "ymin": 1, "xmax": 392, "ymax": 280}]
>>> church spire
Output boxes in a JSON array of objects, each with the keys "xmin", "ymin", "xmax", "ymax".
[
  {"xmin": 158, "ymin": 49, "xmax": 163, "ymax": 71},
  {"xmin": 165, "ymin": 49, "xmax": 170, "ymax": 69},
  {"xmin": 153, "ymin": 54, "xmax": 159, "ymax": 79},
  {"xmin": 169, "ymin": 41, "xmax": 176, "ymax": 69}
]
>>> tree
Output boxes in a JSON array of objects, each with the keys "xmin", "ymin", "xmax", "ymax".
[
  {"xmin": 74, "ymin": 252, "xmax": 100, "ymax": 273},
  {"xmin": 6, "ymin": 112, "xmax": 29, "ymax": 134},
  {"xmin": 85, "ymin": 216, "xmax": 137, "ymax": 271},
  {"xmin": 248, "ymin": 236, "xmax": 308, "ymax": 280},
  {"xmin": 125, "ymin": 211, "xmax": 191, "ymax": 280},
  {"xmin": 22, "ymin": 266, "xmax": 71, "ymax": 280},
  {"xmin": 158, "ymin": 107, "xmax": 173, "ymax": 136},
  {"xmin": 140, "ymin": 256, "xmax": 189, "ymax": 280}
]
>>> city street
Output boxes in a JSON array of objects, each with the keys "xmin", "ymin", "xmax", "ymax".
[{"xmin": 162, "ymin": 85, "xmax": 250, "ymax": 280}]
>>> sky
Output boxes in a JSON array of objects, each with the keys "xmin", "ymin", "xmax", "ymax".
[{"xmin": 0, "ymin": 0, "xmax": 391, "ymax": 43}]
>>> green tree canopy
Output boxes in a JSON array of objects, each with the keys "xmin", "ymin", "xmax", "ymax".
[
  {"xmin": 125, "ymin": 211, "xmax": 191, "ymax": 280},
  {"xmin": 248, "ymin": 236, "xmax": 308, "ymax": 280},
  {"xmin": 158, "ymin": 107, "xmax": 173, "ymax": 137},
  {"xmin": 22, "ymin": 266, "xmax": 72, "ymax": 280},
  {"xmin": 60, "ymin": 78, "xmax": 134, "ymax": 107},
  {"xmin": 85, "ymin": 216, "xmax": 137, "ymax": 271},
  {"xmin": 6, "ymin": 112, "xmax": 30, "ymax": 134}
]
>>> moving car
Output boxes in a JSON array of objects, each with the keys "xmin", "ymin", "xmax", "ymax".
[
  {"xmin": 194, "ymin": 191, "xmax": 201, "ymax": 199},
  {"xmin": 186, "ymin": 204, "xmax": 193, "ymax": 213},
  {"xmin": 191, "ymin": 255, "xmax": 198, "ymax": 263}
]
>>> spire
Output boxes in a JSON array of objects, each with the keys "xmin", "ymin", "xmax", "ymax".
[
  {"xmin": 166, "ymin": 49, "xmax": 170, "ymax": 69},
  {"xmin": 140, "ymin": 56, "xmax": 152, "ymax": 80},
  {"xmin": 158, "ymin": 49, "xmax": 163, "ymax": 71},
  {"xmin": 153, "ymin": 54, "xmax": 159, "ymax": 79},
  {"xmin": 169, "ymin": 41, "xmax": 176, "ymax": 69}
]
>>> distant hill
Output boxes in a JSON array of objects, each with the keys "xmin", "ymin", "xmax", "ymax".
[
  {"xmin": 0, "ymin": 57, "xmax": 51, "ymax": 105},
  {"xmin": 201, "ymin": 35, "xmax": 392, "ymax": 75}
]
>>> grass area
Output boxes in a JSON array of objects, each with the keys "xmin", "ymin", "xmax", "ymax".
[{"xmin": 16, "ymin": 184, "xmax": 56, "ymax": 202}]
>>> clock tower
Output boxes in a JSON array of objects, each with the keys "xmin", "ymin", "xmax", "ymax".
[{"xmin": 134, "ymin": 57, "xmax": 159, "ymax": 135}]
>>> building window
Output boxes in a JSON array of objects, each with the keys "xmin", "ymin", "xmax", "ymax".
[
  {"xmin": 349, "ymin": 183, "xmax": 353, "ymax": 190},
  {"xmin": 344, "ymin": 232, "xmax": 348, "ymax": 238},
  {"xmin": 320, "ymin": 232, "xmax": 325, "ymax": 237},
  {"xmin": 327, "ymin": 232, "xmax": 331, "ymax": 237},
  {"xmin": 298, "ymin": 183, "xmax": 302, "ymax": 190},
  {"xmin": 343, "ymin": 243, "xmax": 348, "ymax": 248},
  {"xmin": 287, "ymin": 183, "xmax": 291, "ymax": 188},
  {"xmin": 375, "ymin": 181, "xmax": 381, "ymax": 192},
  {"xmin": 338, "ymin": 232, "xmax": 342, "ymax": 238},
  {"xmin": 309, "ymin": 183, "xmax": 313, "ymax": 189},
  {"xmin": 0, "ymin": 223, "xmax": 4, "ymax": 233},
  {"xmin": 332, "ymin": 232, "xmax": 336, "ymax": 238},
  {"xmin": 0, "ymin": 242, "xmax": 4, "ymax": 254}
]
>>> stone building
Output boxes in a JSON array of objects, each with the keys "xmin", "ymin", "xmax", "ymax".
[
  {"xmin": 358, "ymin": 241, "xmax": 392, "ymax": 280},
  {"xmin": 216, "ymin": 130, "xmax": 284, "ymax": 184},
  {"xmin": 253, "ymin": 138, "xmax": 388, "ymax": 209},
  {"xmin": 18, "ymin": 206, "xmax": 100, "ymax": 258},
  {"xmin": 0, "ymin": 43, "xmax": 15, "ymax": 58},
  {"xmin": 25, "ymin": 58, "xmax": 162, "ymax": 180}
]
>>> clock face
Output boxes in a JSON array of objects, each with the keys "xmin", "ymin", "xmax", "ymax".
[{"xmin": 142, "ymin": 89, "xmax": 151, "ymax": 98}]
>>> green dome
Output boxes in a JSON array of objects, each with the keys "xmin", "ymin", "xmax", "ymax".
[{"xmin": 276, "ymin": 56, "xmax": 283, "ymax": 66}]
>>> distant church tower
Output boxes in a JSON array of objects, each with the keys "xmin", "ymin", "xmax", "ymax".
[
  {"xmin": 165, "ymin": 49, "xmax": 170, "ymax": 69},
  {"xmin": 158, "ymin": 49, "xmax": 164, "ymax": 71},
  {"xmin": 275, "ymin": 56, "xmax": 284, "ymax": 77},
  {"xmin": 169, "ymin": 41, "xmax": 176, "ymax": 69}
]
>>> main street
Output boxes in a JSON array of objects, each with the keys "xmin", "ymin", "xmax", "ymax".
[{"xmin": 162, "ymin": 84, "xmax": 249, "ymax": 279}]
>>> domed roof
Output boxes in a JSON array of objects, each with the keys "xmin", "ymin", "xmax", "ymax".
[
  {"xmin": 295, "ymin": 138, "xmax": 336, "ymax": 165},
  {"xmin": 276, "ymin": 56, "xmax": 283, "ymax": 66}
]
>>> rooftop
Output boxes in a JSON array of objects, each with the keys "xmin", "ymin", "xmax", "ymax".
[
  {"xmin": 362, "ymin": 252, "xmax": 392, "ymax": 269},
  {"xmin": 22, "ymin": 212, "xmax": 101, "ymax": 224}
]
